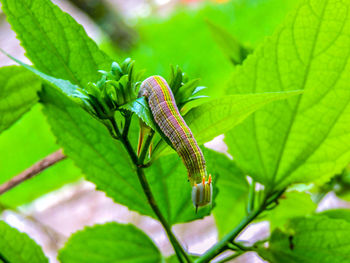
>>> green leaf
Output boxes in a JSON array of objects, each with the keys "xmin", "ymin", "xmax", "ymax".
[
  {"xmin": 1, "ymin": 0, "xmax": 112, "ymax": 87},
  {"xmin": 226, "ymin": 0, "xmax": 350, "ymax": 189},
  {"xmin": 185, "ymin": 91, "xmax": 302, "ymax": 145},
  {"xmin": 121, "ymin": 97, "xmax": 157, "ymax": 131},
  {"xmin": 0, "ymin": 220, "xmax": 48, "ymax": 263},
  {"xmin": 319, "ymin": 208, "xmax": 350, "ymax": 222},
  {"xmin": 258, "ymin": 216, "xmax": 350, "ymax": 263},
  {"xmin": 0, "ymin": 105, "xmax": 81, "ymax": 208},
  {"xmin": 42, "ymin": 85, "xmax": 217, "ymax": 223},
  {"xmin": 266, "ymin": 191, "xmax": 316, "ymax": 230},
  {"xmin": 0, "ymin": 66, "xmax": 41, "ymax": 134},
  {"xmin": 1, "ymin": 52, "xmax": 88, "ymax": 104},
  {"xmin": 206, "ymin": 20, "xmax": 251, "ymax": 65},
  {"xmin": 58, "ymin": 223, "xmax": 161, "ymax": 263},
  {"xmin": 206, "ymin": 149, "xmax": 249, "ymax": 238},
  {"xmin": 146, "ymin": 149, "xmax": 216, "ymax": 224},
  {"xmin": 40, "ymin": 86, "xmax": 154, "ymax": 217}
]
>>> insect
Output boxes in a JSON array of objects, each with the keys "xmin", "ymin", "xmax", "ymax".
[{"xmin": 139, "ymin": 75, "xmax": 212, "ymax": 211}]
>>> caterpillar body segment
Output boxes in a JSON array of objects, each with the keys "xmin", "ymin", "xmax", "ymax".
[{"xmin": 139, "ymin": 76, "xmax": 212, "ymax": 209}]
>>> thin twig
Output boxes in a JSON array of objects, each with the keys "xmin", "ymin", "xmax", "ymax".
[{"xmin": 0, "ymin": 149, "xmax": 66, "ymax": 195}]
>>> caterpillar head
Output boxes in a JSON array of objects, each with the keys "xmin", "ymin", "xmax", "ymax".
[{"xmin": 191, "ymin": 174, "xmax": 212, "ymax": 212}]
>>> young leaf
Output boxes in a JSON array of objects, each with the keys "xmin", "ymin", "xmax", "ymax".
[
  {"xmin": 226, "ymin": 0, "xmax": 350, "ymax": 189},
  {"xmin": 58, "ymin": 223, "xmax": 161, "ymax": 263},
  {"xmin": 0, "ymin": 221, "xmax": 48, "ymax": 263},
  {"xmin": 185, "ymin": 90, "xmax": 302, "ymax": 145},
  {"xmin": 120, "ymin": 97, "xmax": 158, "ymax": 131},
  {"xmin": 258, "ymin": 216, "xmax": 350, "ymax": 263},
  {"xmin": 1, "ymin": 0, "xmax": 112, "ymax": 87},
  {"xmin": 0, "ymin": 66, "xmax": 41, "ymax": 134}
]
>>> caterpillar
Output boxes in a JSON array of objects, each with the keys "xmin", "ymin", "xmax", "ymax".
[{"xmin": 139, "ymin": 76, "xmax": 212, "ymax": 210}]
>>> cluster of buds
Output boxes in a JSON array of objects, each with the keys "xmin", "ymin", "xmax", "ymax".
[
  {"xmin": 168, "ymin": 66, "xmax": 207, "ymax": 111},
  {"xmin": 78, "ymin": 58, "xmax": 140, "ymax": 120}
]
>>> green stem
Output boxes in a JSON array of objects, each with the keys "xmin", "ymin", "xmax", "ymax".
[
  {"xmin": 195, "ymin": 209, "xmax": 261, "ymax": 263},
  {"xmin": 110, "ymin": 118, "xmax": 191, "ymax": 263},
  {"xmin": 122, "ymin": 113, "xmax": 132, "ymax": 138},
  {"xmin": 195, "ymin": 189, "xmax": 285, "ymax": 263},
  {"xmin": 139, "ymin": 130, "xmax": 155, "ymax": 164},
  {"xmin": 215, "ymin": 251, "xmax": 244, "ymax": 263}
]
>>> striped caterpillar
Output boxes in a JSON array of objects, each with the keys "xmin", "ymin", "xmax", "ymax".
[{"xmin": 139, "ymin": 76, "xmax": 212, "ymax": 210}]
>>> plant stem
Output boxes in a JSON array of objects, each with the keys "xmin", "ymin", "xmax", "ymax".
[
  {"xmin": 215, "ymin": 251, "xmax": 244, "ymax": 263},
  {"xmin": 195, "ymin": 209, "xmax": 261, "ymax": 263},
  {"xmin": 194, "ymin": 189, "xmax": 285, "ymax": 263},
  {"xmin": 122, "ymin": 112, "xmax": 132, "ymax": 138},
  {"xmin": 139, "ymin": 131, "xmax": 155, "ymax": 164},
  {"xmin": 110, "ymin": 117, "xmax": 191, "ymax": 263}
]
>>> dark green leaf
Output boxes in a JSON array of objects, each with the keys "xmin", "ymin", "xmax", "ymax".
[
  {"xmin": 58, "ymin": 223, "xmax": 161, "ymax": 263},
  {"xmin": 0, "ymin": 220, "xmax": 48, "ymax": 263}
]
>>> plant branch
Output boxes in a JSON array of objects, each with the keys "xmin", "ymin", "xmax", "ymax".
[
  {"xmin": 0, "ymin": 149, "xmax": 66, "ymax": 195},
  {"xmin": 215, "ymin": 251, "xmax": 244, "ymax": 263},
  {"xmin": 110, "ymin": 117, "xmax": 191, "ymax": 263},
  {"xmin": 194, "ymin": 189, "xmax": 285, "ymax": 263}
]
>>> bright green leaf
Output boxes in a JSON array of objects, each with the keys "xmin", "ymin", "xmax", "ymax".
[
  {"xmin": 258, "ymin": 216, "xmax": 350, "ymax": 263},
  {"xmin": 0, "ymin": 221, "xmax": 48, "ymax": 263},
  {"xmin": 226, "ymin": 0, "xmax": 350, "ymax": 189},
  {"xmin": 1, "ymin": 0, "xmax": 112, "ymax": 87},
  {"xmin": 58, "ymin": 223, "xmax": 161, "ymax": 263},
  {"xmin": 186, "ymin": 91, "xmax": 302, "ymax": 145},
  {"xmin": 0, "ymin": 66, "xmax": 41, "ymax": 134}
]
